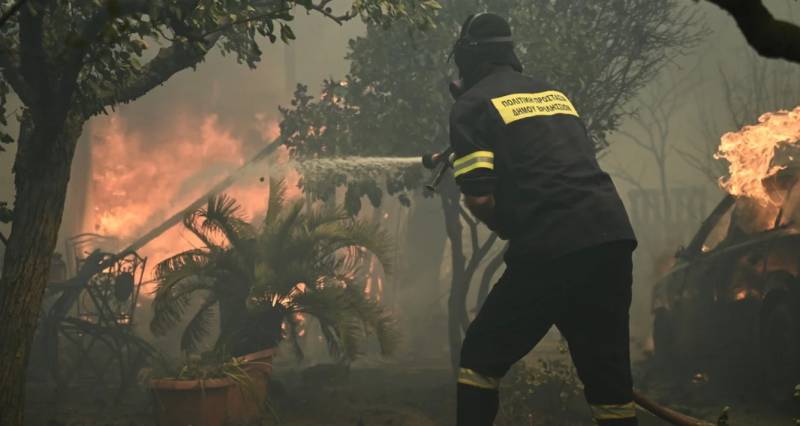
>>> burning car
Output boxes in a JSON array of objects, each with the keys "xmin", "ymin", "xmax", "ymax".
[{"xmin": 651, "ymin": 108, "xmax": 800, "ymax": 399}]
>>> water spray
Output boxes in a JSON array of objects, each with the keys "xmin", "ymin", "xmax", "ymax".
[
  {"xmin": 81, "ymin": 135, "xmax": 714, "ymax": 425},
  {"xmin": 292, "ymin": 156, "xmax": 421, "ymax": 180},
  {"xmin": 120, "ymin": 150, "xmax": 425, "ymax": 259}
]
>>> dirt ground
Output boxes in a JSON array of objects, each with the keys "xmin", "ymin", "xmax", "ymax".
[{"xmin": 24, "ymin": 355, "xmax": 797, "ymax": 426}]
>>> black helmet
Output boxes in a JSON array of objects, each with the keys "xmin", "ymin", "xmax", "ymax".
[
  {"xmin": 454, "ymin": 12, "xmax": 513, "ymax": 50},
  {"xmin": 452, "ymin": 12, "xmax": 522, "ymax": 84}
]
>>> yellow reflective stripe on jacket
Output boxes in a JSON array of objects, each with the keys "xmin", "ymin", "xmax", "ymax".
[
  {"xmin": 453, "ymin": 151, "xmax": 494, "ymax": 178},
  {"xmin": 457, "ymin": 368, "xmax": 501, "ymax": 390},
  {"xmin": 590, "ymin": 401, "xmax": 637, "ymax": 420}
]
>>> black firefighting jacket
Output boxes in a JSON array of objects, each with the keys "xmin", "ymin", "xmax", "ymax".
[{"xmin": 449, "ymin": 67, "xmax": 637, "ymax": 261}]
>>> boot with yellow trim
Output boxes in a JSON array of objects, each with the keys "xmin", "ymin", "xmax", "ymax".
[
  {"xmin": 590, "ymin": 401, "xmax": 638, "ymax": 425},
  {"xmin": 456, "ymin": 367, "xmax": 501, "ymax": 425}
]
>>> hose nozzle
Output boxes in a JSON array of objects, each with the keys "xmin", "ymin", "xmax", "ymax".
[{"xmin": 421, "ymin": 147, "xmax": 454, "ymax": 192}]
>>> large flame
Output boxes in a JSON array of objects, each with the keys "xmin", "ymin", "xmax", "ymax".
[
  {"xmin": 716, "ymin": 106, "xmax": 800, "ymax": 205},
  {"xmin": 82, "ymin": 112, "xmax": 288, "ymax": 285}
]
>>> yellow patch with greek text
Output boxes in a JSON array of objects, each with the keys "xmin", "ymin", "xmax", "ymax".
[{"xmin": 490, "ymin": 90, "xmax": 579, "ymax": 124}]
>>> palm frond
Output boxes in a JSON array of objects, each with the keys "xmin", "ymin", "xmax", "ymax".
[
  {"xmin": 180, "ymin": 294, "xmax": 219, "ymax": 353},
  {"xmin": 311, "ymin": 218, "xmax": 394, "ymax": 275},
  {"xmin": 342, "ymin": 285, "xmax": 400, "ymax": 357},
  {"xmin": 264, "ymin": 177, "xmax": 287, "ymax": 227},
  {"xmin": 183, "ymin": 194, "xmax": 255, "ymax": 250},
  {"xmin": 291, "ymin": 285, "xmax": 400, "ymax": 361},
  {"xmin": 332, "ymin": 317, "xmax": 365, "ymax": 361},
  {"xmin": 152, "ymin": 190, "xmax": 398, "ymax": 360},
  {"xmin": 182, "ymin": 211, "xmax": 218, "ymax": 249},
  {"xmin": 182, "ymin": 210, "xmax": 212, "ymax": 249},
  {"xmin": 290, "ymin": 287, "xmax": 343, "ymax": 324},
  {"xmin": 267, "ymin": 199, "xmax": 304, "ymax": 245},
  {"xmin": 154, "ymin": 249, "xmax": 210, "ymax": 281},
  {"xmin": 150, "ymin": 278, "xmax": 214, "ymax": 337},
  {"xmin": 252, "ymin": 246, "xmax": 318, "ymax": 298},
  {"xmin": 342, "ymin": 219, "xmax": 394, "ymax": 274},
  {"xmin": 290, "ymin": 288, "xmax": 348, "ymax": 358},
  {"xmin": 201, "ymin": 194, "xmax": 256, "ymax": 247}
]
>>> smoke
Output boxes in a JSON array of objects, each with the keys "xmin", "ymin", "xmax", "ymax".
[
  {"xmin": 57, "ymin": 12, "xmax": 365, "ymax": 267},
  {"xmin": 24, "ymin": 0, "xmax": 800, "ymax": 371}
]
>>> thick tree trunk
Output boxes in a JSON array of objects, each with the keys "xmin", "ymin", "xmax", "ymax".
[
  {"xmin": 440, "ymin": 178, "xmax": 467, "ymax": 371},
  {"xmin": 0, "ymin": 112, "xmax": 83, "ymax": 425},
  {"xmin": 401, "ymin": 190, "xmax": 447, "ymax": 359}
]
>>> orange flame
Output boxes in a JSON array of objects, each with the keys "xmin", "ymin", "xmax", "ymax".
[
  {"xmin": 83, "ymin": 112, "xmax": 288, "ymax": 286},
  {"xmin": 716, "ymin": 107, "xmax": 800, "ymax": 205}
]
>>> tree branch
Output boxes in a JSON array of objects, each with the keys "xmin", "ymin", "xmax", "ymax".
[
  {"xmin": 250, "ymin": 0, "xmax": 358, "ymax": 26},
  {"xmin": 89, "ymin": 0, "xmax": 360, "ymax": 116},
  {"xmin": 0, "ymin": 0, "xmax": 25, "ymax": 29},
  {"xmin": 306, "ymin": 0, "xmax": 357, "ymax": 25},
  {"xmin": 57, "ymin": 3, "xmax": 123, "ymax": 113},
  {"xmin": 0, "ymin": 50, "xmax": 32, "ymax": 105},
  {"xmin": 703, "ymin": 0, "xmax": 800, "ymax": 63},
  {"xmin": 198, "ymin": 9, "xmax": 292, "ymax": 38},
  {"xmin": 458, "ymin": 204, "xmax": 476, "ymax": 228},
  {"xmin": 674, "ymin": 145, "xmax": 723, "ymax": 184},
  {"xmin": 88, "ymin": 36, "xmax": 220, "ymax": 117}
]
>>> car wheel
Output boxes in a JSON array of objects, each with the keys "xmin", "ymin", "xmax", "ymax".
[
  {"xmin": 653, "ymin": 309, "xmax": 678, "ymax": 366},
  {"xmin": 760, "ymin": 295, "xmax": 800, "ymax": 402}
]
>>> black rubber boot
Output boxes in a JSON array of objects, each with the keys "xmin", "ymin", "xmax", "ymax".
[{"xmin": 456, "ymin": 382, "xmax": 499, "ymax": 426}]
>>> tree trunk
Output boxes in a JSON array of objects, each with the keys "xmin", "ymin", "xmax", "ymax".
[
  {"xmin": 0, "ymin": 112, "xmax": 84, "ymax": 425},
  {"xmin": 476, "ymin": 244, "xmax": 506, "ymax": 309},
  {"xmin": 400, "ymin": 190, "xmax": 447, "ymax": 358},
  {"xmin": 440, "ymin": 178, "xmax": 467, "ymax": 371},
  {"xmin": 658, "ymin": 164, "xmax": 672, "ymax": 241}
]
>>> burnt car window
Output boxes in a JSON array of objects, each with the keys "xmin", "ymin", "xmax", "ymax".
[
  {"xmin": 729, "ymin": 197, "xmax": 779, "ymax": 236},
  {"xmin": 697, "ymin": 196, "xmax": 779, "ymax": 254}
]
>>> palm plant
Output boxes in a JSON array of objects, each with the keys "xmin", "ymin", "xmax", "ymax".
[{"xmin": 150, "ymin": 179, "xmax": 398, "ymax": 361}]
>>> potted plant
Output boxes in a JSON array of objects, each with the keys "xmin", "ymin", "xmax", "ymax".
[
  {"xmin": 148, "ymin": 179, "xmax": 398, "ymax": 424},
  {"xmin": 148, "ymin": 351, "xmax": 275, "ymax": 426}
]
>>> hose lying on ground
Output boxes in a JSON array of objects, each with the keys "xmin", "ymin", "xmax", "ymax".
[{"xmin": 633, "ymin": 390, "xmax": 715, "ymax": 426}]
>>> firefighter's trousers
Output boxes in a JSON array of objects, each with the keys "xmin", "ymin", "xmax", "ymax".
[{"xmin": 457, "ymin": 240, "xmax": 637, "ymax": 425}]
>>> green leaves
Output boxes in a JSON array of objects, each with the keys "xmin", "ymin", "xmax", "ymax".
[
  {"xmin": 290, "ymin": 283, "xmax": 399, "ymax": 360},
  {"xmin": 180, "ymin": 294, "xmax": 219, "ymax": 353},
  {"xmin": 280, "ymin": 0, "xmax": 706, "ymax": 177},
  {"xmin": 279, "ymin": 22, "xmax": 295, "ymax": 43},
  {"xmin": 353, "ymin": 0, "xmax": 441, "ymax": 29},
  {"xmin": 0, "ymin": 0, "xmax": 438, "ymax": 119},
  {"xmin": 191, "ymin": 194, "xmax": 255, "ymax": 249},
  {"xmin": 151, "ymin": 190, "xmax": 396, "ymax": 360}
]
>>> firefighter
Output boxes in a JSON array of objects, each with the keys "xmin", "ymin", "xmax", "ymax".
[{"xmin": 448, "ymin": 12, "xmax": 639, "ymax": 426}]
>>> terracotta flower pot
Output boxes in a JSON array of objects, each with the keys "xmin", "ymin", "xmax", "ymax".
[{"xmin": 149, "ymin": 348, "xmax": 276, "ymax": 426}]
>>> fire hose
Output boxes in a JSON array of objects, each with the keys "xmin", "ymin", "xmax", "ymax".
[
  {"xmin": 421, "ymin": 151, "xmax": 715, "ymax": 426},
  {"xmin": 66, "ymin": 139, "xmax": 713, "ymax": 425},
  {"xmin": 633, "ymin": 390, "xmax": 715, "ymax": 426}
]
